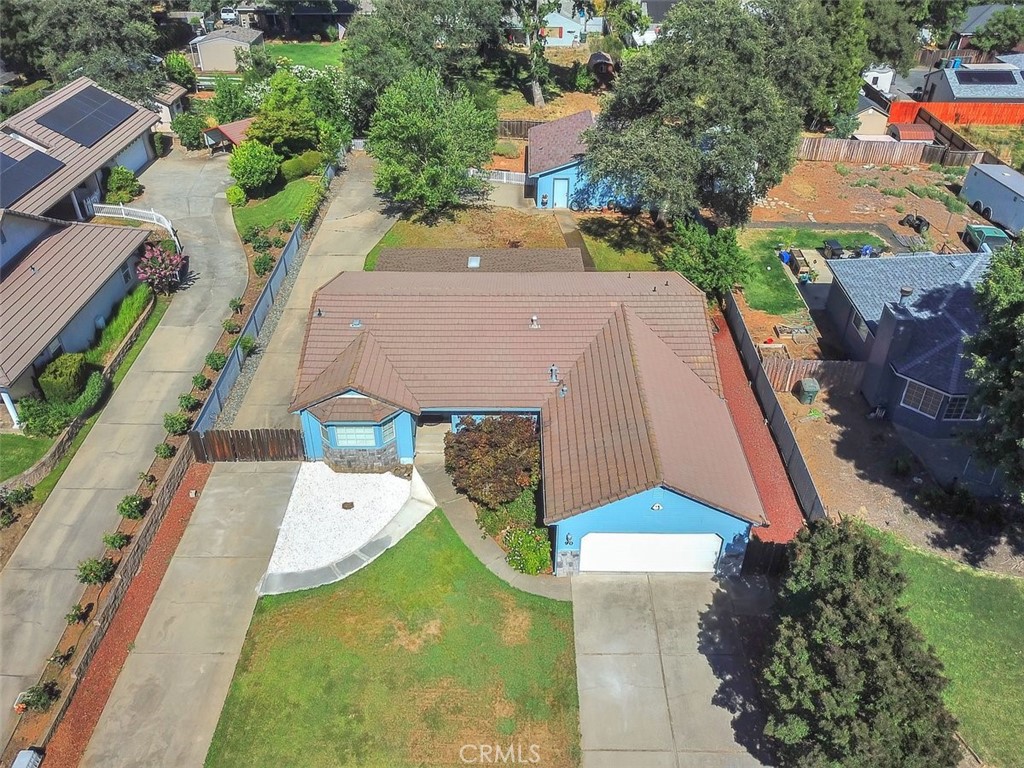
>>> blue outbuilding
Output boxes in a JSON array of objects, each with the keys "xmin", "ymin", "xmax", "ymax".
[{"xmin": 528, "ymin": 111, "xmax": 616, "ymax": 210}]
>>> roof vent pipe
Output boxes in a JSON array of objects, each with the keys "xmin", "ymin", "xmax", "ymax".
[
  {"xmin": 559, "ymin": 383, "xmax": 568, "ymax": 398},
  {"xmin": 549, "ymin": 364, "xmax": 559, "ymax": 383},
  {"xmin": 350, "ymin": 318, "xmax": 362, "ymax": 328},
  {"xmin": 898, "ymin": 286, "xmax": 914, "ymax": 305},
  {"xmin": 530, "ymin": 315, "xmax": 540, "ymax": 329}
]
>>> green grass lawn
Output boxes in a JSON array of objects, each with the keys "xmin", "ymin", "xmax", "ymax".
[
  {"xmin": 232, "ymin": 178, "xmax": 316, "ymax": 233},
  {"xmin": 576, "ymin": 215, "xmax": 666, "ymax": 272},
  {"xmin": 873, "ymin": 530, "xmax": 1024, "ymax": 767},
  {"xmin": 364, "ymin": 224, "xmax": 406, "ymax": 271},
  {"xmin": 206, "ymin": 510, "xmax": 579, "ymax": 768},
  {"xmin": 265, "ymin": 41, "xmax": 343, "ymax": 69},
  {"xmin": 0, "ymin": 434, "xmax": 53, "ymax": 483},
  {"xmin": 738, "ymin": 228, "xmax": 885, "ymax": 315}
]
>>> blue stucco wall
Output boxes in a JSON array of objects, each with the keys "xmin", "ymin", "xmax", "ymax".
[
  {"xmin": 532, "ymin": 162, "xmax": 621, "ymax": 210},
  {"xmin": 299, "ymin": 408, "xmax": 416, "ymax": 463},
  {"xmin": 552, "ymin": 486, "xmax": 752, "ymax": 574},
  {"xmin": 541, "ymin": 12, "xmax": 584, "ymax": 46},
  {"xmin": 394, "ymin": 411, "xmax": 415, "ymax": 463}
]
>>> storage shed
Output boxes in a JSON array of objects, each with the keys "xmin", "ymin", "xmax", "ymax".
[{"xmin": 887, "ymin": 123, "xmax": 936, "ymax": 142}]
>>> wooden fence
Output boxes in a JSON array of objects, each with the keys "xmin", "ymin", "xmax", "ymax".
[
  {"xmin": 889, "ymin": 101, "xmax": 1024, "ymax": 126},
  {"xmin": 914, "ymin": 109, "xmax": 1001, "ymax": 166},
  {"xmin": 498, "ymin": 119, "xmax": 545, "ymax": 139},
  {"xmin": 190, "ymin": 429, "xmax": 305, "ymax": 462},
  {"xmin": 796, "ymin": 137, "xmax": 929, "ymax": 165},
  {"xmin": 916, "ymin": 48, "xmax": 994, "ymax": 68},
  {"xmin": 762, "ymin": 359, "xmax": 866, "ymax": 397}
]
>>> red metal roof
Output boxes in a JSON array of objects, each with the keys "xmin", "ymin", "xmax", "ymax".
[{"xmin": 887, "ymin": 123, "xmax": 936, "ymax": 141}]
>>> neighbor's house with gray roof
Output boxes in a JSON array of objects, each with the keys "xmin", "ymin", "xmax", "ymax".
[
  {"xmin": 949, "ymin": 4, "xmax": 1014, "ymax": 49},
  {"xmin": 188, "ymin": 26, "xmax": 264, "ymax": 72},
  {"xmin": 291, "ymin": 271, "xmax": 769, "ymax": 576},
  {"xmin": 826, "ymin": 252, "xmax": 991, "ymax": 439},
  {"xmin": 922, "ymin": 63, "xmax": 1024, "ymax": 103}
]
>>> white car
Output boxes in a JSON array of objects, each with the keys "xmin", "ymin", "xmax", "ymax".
[{"xmin": 220, "ymin": 6, "xmax": 238, "ymax": 23}]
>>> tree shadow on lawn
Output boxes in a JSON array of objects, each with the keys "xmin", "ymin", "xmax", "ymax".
[
  {"xmin": 698, "ymin": 579, "xmax": 779, "ymax": 766},
  {"xmin": 576, "ymin": 215, "xmax": 672, "ymax": 264}
]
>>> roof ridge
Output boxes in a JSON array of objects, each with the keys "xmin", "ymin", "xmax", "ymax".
[
  {"xmin": 619, "ymin": 304, "xmax": 664, "ymax": 483},
  {"xmin": 290, "ymin": 331, "xmax": 368, "ymax": 411}
]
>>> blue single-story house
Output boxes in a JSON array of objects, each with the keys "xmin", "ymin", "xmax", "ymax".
[
  {"xmin": 527, "ymin": 111, "xmax": 618, "ymax": 210},
  {"xmin": 826, "ymin": 252, "xmax": 991, "ymax": 439},
  {"xmin": 291, "ymin": 270, "xmax": 767, "ymax": 575},
  {"xmin": 507, "ymin": 3, "xmax": 604, "ymax": 46}
]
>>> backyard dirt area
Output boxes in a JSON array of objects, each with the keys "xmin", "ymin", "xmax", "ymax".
[
  {"xmin": 754, "ymin": 161, "xmax": 988, "ymax": 252},
  {"xmin": 487, "ymin": 138, "xmax": 528, "ymax": 173},
  {"xmin": 498, "ymin": 89, "xmax": 602, "ymax": 121},
  {"xmin": 735, "ymin": 294, "xmax": 822, "ymax": 360},
  {"xmin": 781, "ymin": 389, "xmax": 1024, "ymax": 576}
]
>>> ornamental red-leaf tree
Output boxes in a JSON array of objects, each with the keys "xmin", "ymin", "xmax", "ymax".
[{"xmin": 135, "ymin": 243, "xmax": 185, "ymax": 294}]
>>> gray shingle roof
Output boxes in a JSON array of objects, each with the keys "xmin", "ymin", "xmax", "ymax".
[
  {"xmin": 830, "ymin": 253, "xmax": 991, "ymax": 394},
  {"xmin": 930, "ymin": 66, "xmax": 1024, "ymax": 100},
  {"xmin": 959, "ymin": 4, "xmax": 1010, "ymax": 34},
  {"xmin": 996, "ymin": 53, "xmax": 1024, "ymax": 68},
  {"xmin": 191, "ymin": 26, "xmax": 263, "ymax": 45},
  {"xmin": 527, "ymin": 111, "xmax": 593, "ymax": 176}
]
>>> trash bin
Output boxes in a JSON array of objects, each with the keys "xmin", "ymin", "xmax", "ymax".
[{"xmin": 797, "ymin": 377, "xmax": 820, "ymax": 405}]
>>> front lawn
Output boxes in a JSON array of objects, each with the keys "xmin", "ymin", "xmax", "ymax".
[
  {"xmin": 206, "ymin": 510, "xmax": 579, "ymax": 768},
  {"xmin": 576, "ymin": 214, "xmax": 667, "ymax": 272},
  {"xmin": 874, "ymin": 529, "xmax": 1024, "ymax": 767},
  {"xmin": 265, "ymin": 41, "xmax": 343, "ymax": 69},
  {"xmin": 364, "ymin": 207, "xmax": 566, "ymax": 271},
  {"xmin": 0, "ymin": 434, "xmax": 53, "ymax": 483},
  {"xmin": 738, "ymin": 228, "xmax": 885, "ymax": 315},
  {"xmin": 232, "ymin": 178, "xmax": 316, "ymax": 233}
]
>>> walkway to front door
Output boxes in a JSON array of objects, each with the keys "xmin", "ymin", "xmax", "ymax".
[{"xmin": 572, "ymin": 573, "xmax": 775, "ymax": 768}]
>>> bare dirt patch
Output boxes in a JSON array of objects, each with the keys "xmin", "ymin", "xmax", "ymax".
[
  {"xmin": 499, "ymin": 90, "xmax": 602, "ymax": 122},
  {"xmin": 735, "ymin": 293, "xmax": 822, "ymax": 360},
  {"xmin": 781, "ymin": 389, "xmax": 1024, "ymax": 576},
  {"xmin": 487, "ymin": 139, "xmax": 528, "ymax": 174},
  {"xmin": 497, "ymin": 592, "xmax": 533, "ymax": 646},
  {"xmin": 755, "ymin": 161, "xmax": 987, "ymax": 251},
  {"xmin": 387, "ymin": 207, "xmax": 566, "ymax": 250},
  {"xmin": 390, "ymin": 618, "xmax": 443, "ymax": 652}
]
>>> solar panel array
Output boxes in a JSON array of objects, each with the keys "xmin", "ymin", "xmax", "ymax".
[
  {"xmin": 953, "ymin": 69, "xmax": 1017, "ymax": 86},
  {"xmin": 36, "ymin": 85, "xmax": 136, "ymax": 148},
  {"xmin": 0, "ymin": 150, "xmax": 66, "ymax": 207}
]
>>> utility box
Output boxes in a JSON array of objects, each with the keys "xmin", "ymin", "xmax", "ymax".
[{"xmin": 796, "ymin": 377, "xmax": 820, "ymax": 405}]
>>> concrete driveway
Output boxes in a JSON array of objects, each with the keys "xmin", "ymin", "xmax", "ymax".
[
  {"xmin": 572, "ymin": 574, "xmax": 774, "ymax": 768},
  {"xmin": 0, "ymin": 150, "xmax": 246, "ymax": 746}
]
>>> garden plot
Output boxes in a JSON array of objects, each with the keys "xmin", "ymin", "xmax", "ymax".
[{"xmin": 266, "ymin": 463, "xmax": 410, "ymax": 575}]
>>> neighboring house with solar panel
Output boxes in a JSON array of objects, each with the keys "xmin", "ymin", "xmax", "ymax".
[
  {"xmin": 0, "ymin": 77, "xmax": 159, "ymax": 221},
  {"xmin": 921, "ymin": 62, "xmax": 1024, "ymax": 103},
  {"xmin": 0, "ymin": 209, "xmax": 150, "ymax": 425},
  {"xmin": 825, "ymin": 252, "xmax": 991, "ymax": 440},
  {"xmin": 290, "ymin": 271, "xmax": 767, "ymax": 576}
]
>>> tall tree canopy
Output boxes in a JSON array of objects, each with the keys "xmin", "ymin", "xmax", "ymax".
[
  {"xmin": 248, "ymin": 69, "xmax": 319, "ymax": 157},
  {"xmin": 972, "ymin": 7, "xmax": 1024, "ymax": 53},
  {"xmin": 965, "ymin": 243, "xmax": 1024, "ymax": 501},
  {"xmin": 581, "ymin": 0, "xmax": 800, "ymax": 225},
  {"xmin": 0, "ymin": 0, "xmax": 46, "ymax": 76},
  {"xmin": 35, "ymin": 0, "xmax": 163, "ymax": 102},
  {"xmin": 368, "ymin": 68, "xmax": 496, "ymax": 214},
  {"xmin": 762, "ymin": 520, "xmax": 960, "ymax": 767},
  {"xmin": 342, "ymin": 0, "xmax": 503, "ymax": 130}
]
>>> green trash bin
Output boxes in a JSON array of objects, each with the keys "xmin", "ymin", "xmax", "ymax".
[{"xmin": 797, "ymin": 377, "xmax": 820, "ymax": 405}]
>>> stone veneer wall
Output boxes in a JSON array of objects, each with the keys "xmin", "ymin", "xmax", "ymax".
[{"xmin": 325, "ymin": 441, "xmax": 399, "ymax": 473}]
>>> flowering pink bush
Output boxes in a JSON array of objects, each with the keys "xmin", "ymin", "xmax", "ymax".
[{"xmin": 135, "ymin": 243, "xmax": 185, "ymax": 294}]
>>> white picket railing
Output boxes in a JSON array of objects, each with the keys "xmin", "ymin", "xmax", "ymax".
[
  {"xmin": 89, "ymin": 203, "xmax": 182, "ymax": 252},
  {"xmin": 469, "ymin": 168, "xmax": 527, "ymax": 186}
]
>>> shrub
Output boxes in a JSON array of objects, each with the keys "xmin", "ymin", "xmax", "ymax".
[
  {"xmin": 39, "ymin": 353, "xmax": 87, "ymax": 404},
  {"xmin": 138, "ymin": 471, "xmax": 156, "ymax": 489},
  {"xmin": 103, "ymin": 532, "xmax": 132, "ymax": 550},
  {"xmin": 193, "ymin": 373, "xmax": 211, "ymax": 390},
  {"xmin": 171, "ymin": 111, "xmax": 207, "ymax": 150},
  {"xmin": 276, "ymin": 219, "xmax": 293, "ymax": 233},
  {"xmin": 165, "ymin": 51, "xmax": 197, "ymax": 88},
  {"xmin": 154, "ymin": 442, "xmax": 176, "ymax": 459},
  {"xmin": 206, "ymin": 351, "xmax": 228, "ymax": 371},
  {"xmin": 72, "ymin": 372, "xmax": 107, "ymax": 417},
  {"xmin": 477, "ymin": 487, "xmax": 538, "ymax": 537},
  {"xmin": 881, "ymin": 187, "xmax": 906, "ymax": 198},
  {"xmin": 835, "ymin": 163, "xmax": 851, "ymax": 176},
  {"xmin": 236, "ymin": 335, "xmax": 257, "ymax": 356},
  {"xmin": 21, "ymin": 681, "xmax": 60, "ymax": 712},
  {"xmin": 280, "ymin": 150, "xmax": 326, "ymax": 182},
  {"xmin": 104, "ymin": 166, "xmax": 142, "ymax": 204},
  {"xmin": 117, "ymin": 494, "xmax": 146, "ymax": 520},
  {"xmin": 3, "ymin": 485, "xmax": 34, "ymax": 507},
  {"xmin": 0, "ymin": 508, "xmax": 17, "ymax": 529},
  {"xmin": 229, "ymin": 297, "xmax": 243, "ymax": 314},
  {"xmin": 178, "ymin": 393, "xmax": 201, "ymax": 412},
  {"xmin": 151, "ymin": 132, "xmax": 167, "ymax": 156},
  {"xmin": 503, "ymin": 527, "xmax": 551, "ymax": 575},
  {"xmin": 253, "ymin": 252, "xmax": 275, "ymax": 276},
  {"xmin": 326, "ymin": 24, "xmax": 339, "ymax": 41},
  {"xmin": 76, "ymin": 556, "xmax": 116, "ymax": 585},
  {"xmin": 226, "ymin": 184, "xmax": 247, "ymax": 207},
  {"xmin": 251, "ymin": 233, "xmax": 272, "ymax": 251},
  {"xmin": 271, "ymin": 235, "xmax": 286, "ymax": 248},
  {"xmin": 444, "ymin": 415, "xmax": 540, "ymax": 508},
  {"xmin": 163, "ymin": 412, "xmax": 191, "ymax": 435},
  {"xmin": 494, "ymin": 140, "xmax": 520, "ymax": 159},
  {"xmin": 222, "ymin": 318, "xmax": 242, "ymax": 334},
  {"xmin": 228, "ymin": 140, "xmax": 281, "ymax": 194},
  {"xmin": 136, "ymin": 243, "xmax": 185, "ymax": 294},
  {"xmin": 242, "ymin": 224, "xmax": 263, "ymax": 244},
  {"xmin": 85, "ymin": 284, "xmax": 152, "ymax": 366},
  {"xmin": 65, "ymin": 604, "xmax": 88, "ymax": 625},
  {"xmin": 571, "ymin": 61, "xmax": 597, "ymax": 93},
  {"xmin": 297, "ymin": 180, "xmax": 327, "ymax": 228},
  {"xmin": 17, "ymin": 397, "xmax": 74, "ymax": 437}
]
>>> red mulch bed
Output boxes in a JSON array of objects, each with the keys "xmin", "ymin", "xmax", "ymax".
[
  {"xmin": 711, "ymin": 310, "xmax": 804, "ymax": 544},
  {"xmin": 42, "ymin": 463, "xmax": 213, "ymax": 768}
]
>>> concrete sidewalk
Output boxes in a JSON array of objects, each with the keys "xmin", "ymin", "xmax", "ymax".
[
  {"xmin": 0, "ymin": 151, "xmax": 247, "ymax": 745},
  {"xmin": 232, "ymin": 153, "xmax": 395, "ymax": 429},
  {"xmin": 81, "ymin": 462, "xmax": 299, "ymax": 768}
]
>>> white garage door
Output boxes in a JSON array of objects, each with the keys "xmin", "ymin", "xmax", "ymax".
[
  {"xmin": 114, "ymin": 135, "xmax": 150, "ymax": 173},
  {"xmin": 579, "ymin": 533, "xmax": 722, "ymax": 573}
]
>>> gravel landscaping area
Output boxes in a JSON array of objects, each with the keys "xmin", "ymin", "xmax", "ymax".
[{"xmin": 266, "ymin": 463, "xmax": 411, "ymax": 575}]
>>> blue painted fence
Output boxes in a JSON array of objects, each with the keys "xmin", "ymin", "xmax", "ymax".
[{"xmin": 192, "ymin": 221, "xmax": 304, "ymax": 432}]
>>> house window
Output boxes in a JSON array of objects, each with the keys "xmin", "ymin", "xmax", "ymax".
[
  {"xmin": 901, "ymin": 380, "xmax": 944, "ymax": 419},
  {"xmin": 944, "ymin": 396, "xmax": 982, "ymax": 421},
  {"xmin": 852, "ymin": 310, "xmax": 869, "ymax": 341},
  {"xmin": 381, "ymin": 419, "xmax": 396, "ymax": 445},
  {"xmin": 331, "ymin": 425, "xmax": 376, "ymax": 447},
  {"xmin": 120, "ymin": 261, "xmax": 133, "ymax": 284},
  {"xmin": 871, "ymin": 76, "xmax": 879, "ymax": 85},
  {"xmin": 319, "ymin": 422, "xmax": 329, "ymax": 445},
  {"xmin": 544, "ymin": 26, "xmax": 563, "ymax": 38}
]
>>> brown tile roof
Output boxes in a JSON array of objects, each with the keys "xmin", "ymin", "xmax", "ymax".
[
  {"xmin": 527, "ymin": 111, "xmax": 594, "ymax": 176},
  {"xmin": 374, "ymin": 248, "xmax": 586, "ymax": 272},
  {"xmin": 155, "ymin": 82, "xmax": 188, "ymax": 106},
  {"xmin": 0, "ymin": 77, "xmax": 159, "ymax": 216},
  {"xmin": 0, "ymin": 212, "xmax": 150, "ymax": 386},
  {"xmin": 307, "ymin": 395, "xmax": 399, "ymax": 423},
  {"xmin": 291, "ymin": 271, "xmax": 763, "ymax": 525}
]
